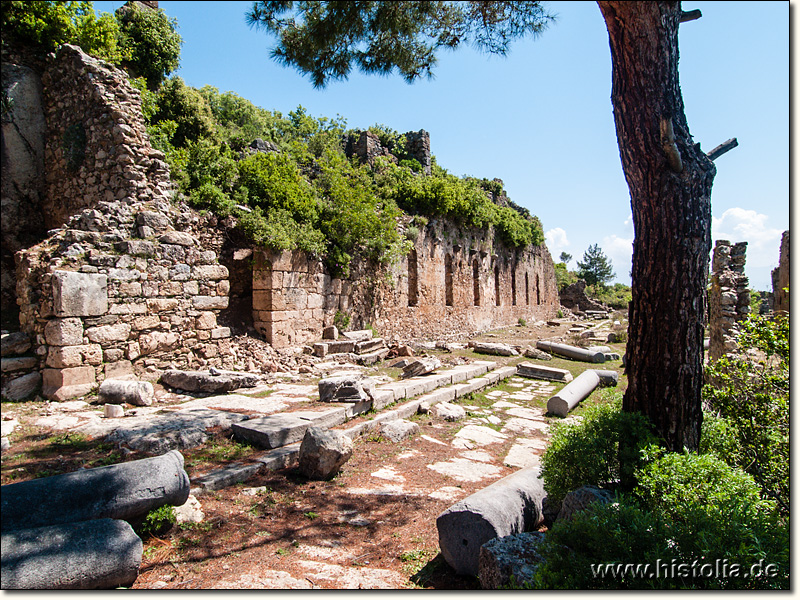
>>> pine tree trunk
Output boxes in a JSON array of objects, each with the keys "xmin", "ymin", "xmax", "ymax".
[{"xmin": 598, "ymin": 1, "xmax": 716, "ymax": 451}]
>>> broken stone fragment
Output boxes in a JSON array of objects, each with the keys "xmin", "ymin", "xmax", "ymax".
[
  {"xmin": 160, "ymin": 369, "xmax": 260, "ymax": 393},
  {"xmin": 298, "ymin": 427, "xmax": 353, "ymax": 480},
  {"xmin": 479, "ymin": 531, "xmax": 545, "ymax": 590},
  {"xmin": 472, "ymin": 342, "xmax": 519, "ymax": 357},
  {"xmin": 433, "ymin": 402, "xmax": 466, "ymax": 422},
  {"xmin": 318, "ymin": 375, "xmax": 375, "ymax": 402},
  {"xmin": 98, "ymin": 378, "xmax": 154, "ymax": 406},
  {"xmin": 341, "ymin": 329, "xmax": 373, "ymax": 343},
  {"xmin": 1, "ymin": 332, "xmax": 32, "ymax": 356},
  {"xmin": 401, "ymin": 357, "xmax": 442, "ymax": 379},
  {"xmin": 322, "ymin": 326, "xmax": 338, "ymax": 340},
  {"xmin": 516, "ymin": 362, "xmax": 573, "ymax": 383},
  {"xmin": 379, "ymin": 419, "xmax": 419, "ymax": 443},
  {"xmin": 523, "ymin": 347, "xmax": 552, "ymax": 361}
]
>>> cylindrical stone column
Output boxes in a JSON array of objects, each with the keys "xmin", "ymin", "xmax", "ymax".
[{"xmin": 546, "ymin": 370, "xmax": 601, "ymax": 417}]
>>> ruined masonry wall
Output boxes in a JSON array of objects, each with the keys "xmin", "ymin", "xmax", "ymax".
[
  {"xmin": 15, "ymin": 45, "xmax": 233, "ymax": 401},
  {"xmin": 708, "ymin": 240, "xmax": 750, "ymax": 361},
  {"xmin": 251, "ymin": 218, "xmax": 559, "ymax": 347},
  {"xmin": 771, "ymin": 230, "xmax": 789, "ymax": 314}
]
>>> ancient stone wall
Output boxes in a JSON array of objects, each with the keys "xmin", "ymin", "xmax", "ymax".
[
  {"xmin": 558, "ymin": 280, "xmax": 610, "ymax": 314},
  {"xmin": 14, "ymin": 45, "xmax": 233, "ymax": 401},
  {"xmin": 251, "ymin": 218, "xmax": 559, "ymax": 347},
  {"xmin": 708, "ymin": 240, "xmax": 750, "ymax": 361},
  {"xmin": 771, "ymin": 230, "xmax": 789, "ymax": 314}
]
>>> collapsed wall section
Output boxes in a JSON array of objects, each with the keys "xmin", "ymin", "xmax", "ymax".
[
  {"xmin": 708, "ymin": 240, "xmax": 750, "ymax": 361},
  {"xmin": 251, "ymin": 218, "xmax": 559, "ymax": 347}
]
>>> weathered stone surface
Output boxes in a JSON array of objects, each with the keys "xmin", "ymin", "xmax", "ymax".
[
  {"xmin": 45, "ymin": 344, "xmax": 102, "ymax": 368},
  {"xmin": 517, "ymin": 362, "xmax": 573, "ymax": 383},
  {"xmin": 523, "ymin": 347, "xmax": 552, "ymax": 361},
  {"xmin": 556, "ymin": 485, "xmax": 614, "ymax": 522},
  {"xmin": 355, "ymin": 338, "xmax": 385, "ymax": 354},
  {"xmin": 536, "ymin": 340, "xmax": 605, "ymax": 363},
  {"xmin": 1, "ymin": 450, "xmax": 190, "ymax": 531},
  {"xmin": 85, "ymin": 323, "xmax": 131, "ymax": 344},
  {"xmin": 472, "ymin": 342, "xmax": 519, "ymax": 357},
  {"xmin": 437, "ymin": 467, "xmax": 545, "ymax": 576},
  {"xmin": 341, "ymin": 329, "xmax": 373, "ymax": 342},
  {"xmin": 44, "ymin": 318, "xmax": 83, "ymax": 346},
  {"xmin": 1, "ymin": 357, "xmax": 37, "ymax": 373},
  {"xmin": 1, "ymin": 332, "xmax": 32, "ymax": 356},
  {"xmin": 593, "ymin": 369, "xmax": 619, "ymax": 387},
  {"xmin": 433, "ymin": 402, "xmax": 466, "ymax": 422},
  {"xmin": 42, "ymin": 366, "xmax": 96, "ymax": 400},
  {"xmin": 0, "ymin": 518, "xmax": 142, "ymax": 590},
  {"xmin": 192, "ymin": 296, "xmax": 229, "ymax": 310},
  {"xmin": 104, "ymin": 404, "xmax": 124, "ymax": 418},
  {"xmin": 479, "ymin": 531, "xmax": 545, "ymax": 589},
  {"xmin": 52, "ymin": 271, "xmax": 108, "ymax": 317},
  {"xmin": 160, "ymin": 369, "xmax": 260, "ymax": 393},
  {"xmin": 325, "ymin": 340, "xmax": 355, "ymax": 353},
  {"xmin": 174, "ymin": 494, "xmax": 204, "ymax": 524},
  {"xmin": 379, "ymin": 419, "xmax": 419, "ymax": 443},
  {"xmin": 98, "ymin": 379, "xmax": 154, "ymax": 406},
  {"xmin": 546, "ymin": 370, "xmax": 601, "ymax": 417},
  {"xmin": 1, "ymin": 372, "xmax": 42, "ymax": 401},
  {"xmin": 318, "ymin": 375, "xmax": 375, "ymax": 402},
  {"xmin": 158, "ymin": 231, "xmax": 195, "ymax": 246},
  {"xmin": 298, "ymin": 427, "xmax": 353, "ymax": 480},
  {"xmin": 232, "ymin": 409, "xmax": 347, "ymax": 449},
  {"xmin": 401, "ymin": 357, "xmax": 442, "ymax": 379}
]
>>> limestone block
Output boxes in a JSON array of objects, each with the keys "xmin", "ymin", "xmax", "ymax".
[
  {"xmin": 0, "ymin": 519, "xmax": 142, "ymax": 590},
  {"xmin": 160, "ymin": 369, "xmax": 259, "ymax": 393},
  {"xmin": 472, "ymin": 342, "xmax": 519, "ymax": 357},
  {"xmin": 479, "ymin": 532, "xmax": 545, "ymax": 590},
  {"xmin": 517, "ymin": 362, "xmax": 573, "ymax": 383},
  {"xmin": 138, "ymin": 331, "xmax": 180, "ymax": 355},
  {"xmin": 401, "ymin": 357, "xmax": 442, "ymax": 378},
  {"xmin": 117, "ymin": 282, "xmax": 142, "ymax": 296},
  {"xmin": 159, "ymin": 281, "xmax": 182, "ymax": 296},
  {"xmin": 318, "ymin": 375, "xmax": 375, "ymax": 402},
  {"xmin": 1, "ymin": 372, "xmax": 42, "ymax": 401},
  {"xmin": 117, "ymin": 240, "xmax": 156, "ymax": 257},
  {"xmin": 298, "ymin": 427, "xmax": 353, "ymax": 480},
  {"xmin": 104, "ymin": 404, "xmax": 124, "ymax": 418},
  {"xmin": 183, "ymin": 281, "xmax": 200, "ymax": 295},
  {"xmin": 85, "ymin": 323, "xmax": 131, "ymax": 344},
  {"xmin": 192, "ymin": 296, "xmax": 229, "ymax": 310},
  {"xmin": 132, "ymin": 315, "xmax": 160, "ymax": 331},
  {"xmin": 158, "ymin": 231, "xmax": 195, "ymax": 246},
  {"xmin": 109, "ymin": 302, "xmax": 148, "ymax": 315},
  {"xmin": 126, "ymin": 342, "xmax": 141, "ymax": 361},
  {"xmin": 1, "ymin": 450, "xmax": 190, "ymax": 531},
  {"xmin": 192, "ymin": 265, "xmax": 229, "ymax": 280},
  {"xmin": 52, "ymin": 271, "xmax": 108, "ymax": 317},
  {"xmin": 211, "ymin": 327, "xmax": 231, "ymax": 339},
  {"xmin": 99, "ymin": 379, "xmax": 154, "ymax": 406},
  {"xmin": 379, "ymin": 419, "xmax": 419, "ymax": 442},
  {"xmin": 104, "ymin": 360, "xmax": 134, "ymax": 380},
  {"xmin": 46, "ymin": 344, "xmax": 102, "ymax": 368},
  {"xmin": 216, "ymin": 280, "xmax": 230, "ymax": 295},
  {"xmin": 147, "ymin": 298, "xmax": 179, "ymax": 312},
  {"xmin": 437, "ymin": 467, "xmax": 545, "ymax": 576},
  {"xmin": 136, "ymin": 210, "xmax": 171, "ymax": 230},
  {"xmin": 433, "ymin": 402, "xmax": 466, "ymax": 422},
  {"xmin": 2, "ymin": 332, "xmax": 32, "ymax": 356},
  {"xmin": 341, "ymin": 330, "xmax": 373, "ymax": 342},
  {"xmin": 195, "ymin": 312, "xmax": 217, "ymax": 330},
  {"xmin": 1, "ymin": 357, "xmax": 37, "ymax": 372}
]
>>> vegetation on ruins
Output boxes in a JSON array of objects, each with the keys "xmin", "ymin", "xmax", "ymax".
[{"xmin": 1, "ymin": 1, "xmax": 182, "ymax": 88}]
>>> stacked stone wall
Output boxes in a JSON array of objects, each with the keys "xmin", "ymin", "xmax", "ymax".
[
  {"xmin": 13, "ymin": 45, "xmax": 233, "ymax": 400},
  {"xmin": 708, "ymin": 240, "xmax": 750, "ymax": 361},
  {"xmin": 771, "ymin": 230, "xmax": 789, "ymax": 314},
  {"xmin": 252, "ymin": 218, "xmax": 558, "ymax": 347}
]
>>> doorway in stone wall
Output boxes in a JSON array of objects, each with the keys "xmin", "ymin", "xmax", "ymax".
[
  {"xmin": 445, "ymin": 254, "xmax": 454, "ymax": 306},
  {"xmin": 218, "ymin": 243, "xmax": 255, "ymax": 335},
  {"xmin": 408, "ymin": 248, "xmax": 419, "ymax": 307}
]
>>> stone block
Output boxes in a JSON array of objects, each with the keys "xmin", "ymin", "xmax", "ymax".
[
  {"xmin": 479, "ymin": 532, "xmax": 545, "ymax": 590},
  {"xmin": 402, "ymin": 357, "xmax": 442, "ymax": 378},
  {"xmin": 298, "ymin": 427, "xmax": 353, "ymax": 480},
  {"xmin": 158, "ymin": 231, "xmax": 195, "ymax": 246},
  {"xmin": 232, "ymin": 409, "xmax": 347, "ymax": 449},
  {"xmin": 380, "ymin": 419, "xmax": 419, "ymax": 443},
  {"xmin": 195, "ymin": 312, "xmax": 217, "ymax": 330},
  {"xmin": 139, "ymin": 331, "xmax": 180, "ymax": 355},
  {"xmin": 1, "ymin": 332, "xmax": 32, "ymax": 356},
  {"xmin": 472, "ymin": 342, "xmax": 519, "ymax": 357},
  {"xmin": 341, "ymin": 329, "xmax": 373, "ymax": 342},
  {"xmin": 1, "ymin": 357, "xmax": 37, "ymax": 373},
  {"xmin": 132, "ymin": 315, "xmax": 161, "ymax": 331},
  {"xmin": 52, "ymin": 271, "xmax": 108, "ymax": 317},
  {"xmin": 322, "ymin": 326, "xmax": 338, "ymax": 340},
  {"xmin": 104, "ymin": 360, "xmax": 134, "ymax": 380},
  {"xmin": 517, "ymin": 362, "xmax": 574, "ymax": 383},
  {"xmin": 42, "ymin": 319, "xmax": 82, "ymax": 351},
  {"xmin": 147, "ymin": 298, "xmax": 179, "ymax": 312},
  {"xmin": 109, "ymin": 302, "xmax": 148, "ymax": 315},
  {"xmin": 160, "ymin": 369, "xmax": 259, "ymax": 393},
  {"xmin": 210, "ymin": 327, "xmax": 231, "ymax": 339},
  {"xmin": 192, "ymin": 296, "xmax": 229, "ymax": 310},
  {"xmin": 318, "ymin": 375, "xmax": 375, "ymax": 402},
  {"xmin": 325, "ymin": 340, "xmax": 355, "ymax": 353},
  {"xmin": 313, "ymin": 343, "xmax": 328, "ymax": 358},
  {"xmin": 45, "ymin": 344, "xmax": 102, "ymax": 368},
  {"xmin": 99, "ymin": 379, "xmax": 154, "ymax": 406},
  {"xmin": 1, "ymin": 372, "xmax": 42, "ymax": 401},
  {"xmin": 85, "ymin": 323, "xmax": 131, "ymax": 344},
  {"xmin": 192, "ymin": 265, "xmax": 229, "ymax": 280}
]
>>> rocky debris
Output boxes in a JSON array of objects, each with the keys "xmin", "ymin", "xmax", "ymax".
[
  {"xmin": 479, "ymin": 531, "xmax": 545, "ymax": 589},
  {"xmin": 517, "ymin": 362, "xmax": 574, "ymax": 383},
  {"xmin": 546, "ymin": 370, "xmax": 601, "ymax": 417},
  {"xmin": 556, "ymin": 485, "xmax": 614, "ymax": 522},
  {"xmin": 174, "ymin": 494, "xmax": 204, "ymax": 525},
  {"xmin": 298, "ymin": 427, "xmax": 353, "ymax": 480},
  {"xmin": 401, "ymin": 357, "xmax": 442, "ymax": 379},
  {"xmin": 1, "ymin": 450, "xmax": 190, "ymax": 532},
  {"xmin": 0, "ymin": 518, "xmax": 143, "ymax": 590},
  {"xmin": 322, "ymin": 326, "xmax": 338, "ymax": 340},
  {"xmin": 471, "ymin": 342, "xmax": 519, "ymax": 357},
  {"xmin": 433, "ymin": 402, "xmax": 466, "ymax": 422},
  {"xmin": 341, "ymin": 330, "xmax": 373, "ymax": 343},
  {"xmin": 318, "ymin": 375, "xmax": 376, "ymax": 402},
  {"xmin": 523, "ymin": 347, "xmax": 552, "ymax": 361},
  {"xmin": 437, "ymin": 466, "xmax": 545, "ymax": 576},
  {"xmin": 160, "ymin": 369, "xmax": 260, "ymax": 394},
  {"xmin": 379, "ymin": 419, "xmax": 419, "ymax": 443},
  {"xmin": 98, "ymin": 378, "xmax": 154, "ymax": 406},
  {"xmin": 1, "ymin": 332, "xmax": 31, "ymax": 357}
]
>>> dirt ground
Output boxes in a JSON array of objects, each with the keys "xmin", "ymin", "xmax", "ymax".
[{"xmin": 1, "ymin": 317, "xmax": 628, "ymax": 589}]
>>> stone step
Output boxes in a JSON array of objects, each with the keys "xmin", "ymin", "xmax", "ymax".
[{"xmin": 192, "ymin": 361, "xmax": 515, "ymax": 492}]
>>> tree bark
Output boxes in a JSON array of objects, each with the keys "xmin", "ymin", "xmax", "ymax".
[{"xmin": 597, "ymin": 1, "xmax": 715, "ymax": 451}]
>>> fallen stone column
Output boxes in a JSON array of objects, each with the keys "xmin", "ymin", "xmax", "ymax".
[
  {"xmin": 98, "ymin": 379, "xmax": 154, "ymax": 406},
  {"xmin": 593, "ymin": 369, "xmax": 619, "ymax": 387},
  {"xmin": 1, "ymin": 450, "xmax": 190, "ymax": 531},
  {"xmin": 1, "ymin": 518, "xmax": 142, "ymax": 590},
  {"xmin": 546, "ymin": 370, "xmax": 601, "ymax": 417},
  {"xmin": 471, "ymin": 342, "xmax": 519, "ymax": 357},
  {"xmin": 535, "ymin": 340, "xmax": 605, "ymax": 363},
  {"xmin": 436, "ymin": 466, "xmax": 545, "ymax": 576}
]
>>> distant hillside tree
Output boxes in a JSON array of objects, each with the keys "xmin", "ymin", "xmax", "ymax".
[
  {"xmin": 577, "ymin": 244, "xmax": 615, "ymax": 289},
  {"xmin": 559, "ymin": 252, "xmax": 572, "ymax": 264}
]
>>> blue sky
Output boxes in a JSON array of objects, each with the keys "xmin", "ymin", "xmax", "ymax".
[{"xmin": 95, "ymin": 1, "xmax": 789, "ymax": 290}]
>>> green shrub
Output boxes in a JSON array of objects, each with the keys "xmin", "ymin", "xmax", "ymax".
[
  {"xmin": 702, "ymin": 313, "xmax": 789, "ymax": 514},
  {"xmin": 188, "ymin": 183, "xmax": 236, "ymax": 216},
  {"xmin": 333, "ymin": 310, "xmax": 350, "ymax": 331},
  {"xmin": 152, "ymin": 76, "xmax": 217, "ymax": 148},
  {"xmin": 116, "ymin": 1, "xmax": 181, "ymax": 89},
  {"xmin": 237, "ymin": 207, "xmax": 326, "ymax": 256},
  {"xmin": 236, "ymin": 152, "xmax": 319, "ymax": 223},
  {"xmin": 540, "ymin": 398, "xmax": 659, "ymax": 505},
  {"xmin": 136, "ymin": 504, "xmax": 176, "ymax": 537}
]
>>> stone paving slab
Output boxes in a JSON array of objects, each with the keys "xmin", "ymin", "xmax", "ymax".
[{"xmin": 232, "ymin": 408, "xmax": 347, "ymax": 449}]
